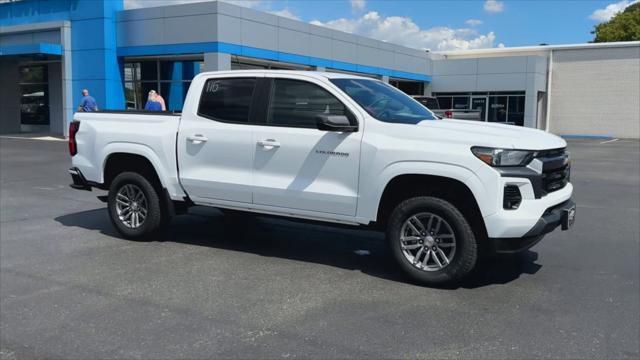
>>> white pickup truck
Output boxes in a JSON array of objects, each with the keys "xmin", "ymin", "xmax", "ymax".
[{"xmin": 69, "ymin": 70, "xmax": 575, "ymax": 285}]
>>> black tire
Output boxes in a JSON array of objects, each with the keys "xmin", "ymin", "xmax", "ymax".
[
  {"xmin": 386, "ymin": 196, "xmax": 477, "ymax": 286},
  {"xmin": 107, "ymin": 172, "xmax": 163, "ymax": 240}
]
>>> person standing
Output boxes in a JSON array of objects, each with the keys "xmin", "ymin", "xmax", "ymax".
[
  {"xmin": 155, "ymin": 92, "xmax": 167, "ymax": 111},
  {"xmin": 144, "ymin": 90, "xmax": 163, "ymax": 111},
  {"xmin": 77, "ymin": 89, "xmax": 98, "ymax": 112}
]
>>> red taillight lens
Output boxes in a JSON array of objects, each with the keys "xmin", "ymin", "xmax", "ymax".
[
  {"xmin": 69, "ymin": 121, "xmax": 80, "ymax": 156},
  {"xmin": 444, "ymin": 110, "xmax": 453, "ymax": 118}
]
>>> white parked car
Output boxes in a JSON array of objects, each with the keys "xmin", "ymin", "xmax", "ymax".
[{"xmin": 69, "ymin": 70, "xmax": 575, "ymax": 286}]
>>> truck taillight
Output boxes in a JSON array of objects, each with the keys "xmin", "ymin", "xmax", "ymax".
[
  {"xmin": 69, "ymin": 121, "xmax": 80, "ymax": 156},
  {"xmin": 444, "ymin": 110, "xmax": 453, "ymax": 118}
]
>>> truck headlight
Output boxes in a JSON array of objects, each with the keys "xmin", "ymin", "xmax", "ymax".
[{"xmin": 471, "ymin": 147, "xmax": 536, "ymax": 167}]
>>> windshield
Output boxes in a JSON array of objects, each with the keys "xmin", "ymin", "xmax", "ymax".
[{"xmin": 331, "ymin": 79, "xmax": 437, "ymax": 124}]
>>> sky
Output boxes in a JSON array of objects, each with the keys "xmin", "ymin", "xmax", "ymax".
[{"xmin": 124, "ymin": 0, "xmax": 640, "ymax": 51}]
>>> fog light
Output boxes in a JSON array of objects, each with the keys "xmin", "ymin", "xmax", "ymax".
[{"xmin": 503, "ymin": 185, "xmax": 522, "ymax": 210}]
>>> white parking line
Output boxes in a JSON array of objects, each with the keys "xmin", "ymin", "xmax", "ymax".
[{"xmin": 600, "ymin": 138, "xmax": 619, "ymax": 144}]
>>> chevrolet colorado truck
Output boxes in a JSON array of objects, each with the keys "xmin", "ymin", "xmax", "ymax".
[{"xmin": 68, "ymin": 70, "xmax": 575, "ymax": 285}]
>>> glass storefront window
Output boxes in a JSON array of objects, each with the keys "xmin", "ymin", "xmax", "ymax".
[
  {"xmin": 20, "ymin": 66, "xmax": 46, "ymax": 83},
  {"xmin": 20, "ymin": 84, "xmax": 49, "ymax": 125},
  {"xmin": 140, "ymin": 61, "xmax": 158, "ymax": 82},
  {"xmin": 160, "ymin": 61, "xmax": 200, "ymax": 82},
  {"xmin": 508, "ymin": 96, "xmax": 525, "ymax": 126},
  {"xmin": 124, "ymin": 63, "xmax": 140, "ymax": 82},
  {"xmin": 124, "ymin": 82, "xmax": 138, "ymax": 109},
  {"xmin": 390, "ymin": 81, "xmax": 425, "ymax": 96},
  {"xmin": 124, "ymin": 59, "xmax": 203, "ymax": 111},
  {"xmin": 452, "ymin": 96, "xmax": 470, "ymax": 109},
  {"xmin": 19, "ymin": 65, "xmax": 49, "ymax": 126},
  {"xmin": 488, "ymin": 96, "xmax": 508, "ymax": 123},
  {"xmin": 160, "ymin": 81, "xmax": 192, "ymax": 111},
  {"xmin": 433, "ymin": 92, "xmax": 527, "ymax": 126},
  {"xmin": 437, "ymin": 97, "xmax": 452, "ymax": 109}
]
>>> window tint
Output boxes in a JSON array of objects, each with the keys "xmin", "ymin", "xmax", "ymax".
[
  {"xmin": 268, "ymin": 79, "xmax": 352, "ymax": 128},
  {"xmin": 198, "ymin": 78, "xmax": 256, "ymax": 123}
]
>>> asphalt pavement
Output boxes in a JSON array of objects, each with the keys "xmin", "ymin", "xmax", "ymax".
[{"xmin": 1, "ymin": 136, "xmax": 638, "ymax": 359}]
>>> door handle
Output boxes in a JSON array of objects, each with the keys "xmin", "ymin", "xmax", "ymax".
[
  {"xmin": 187, "ymin": 134, "xmax": 208, "ymax": 144},
  {"xmin": 257, "ymin": 139, "xmax": 280, "ymax": 149}
]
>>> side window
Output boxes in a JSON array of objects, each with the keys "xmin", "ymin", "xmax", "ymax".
[
  {"xmin": 198, "ymin": 78, "xmax": 256, "ymax": 123},
  {"xmin": 268, "ymin": 79, "xmax": 353, "ymax": 128}
]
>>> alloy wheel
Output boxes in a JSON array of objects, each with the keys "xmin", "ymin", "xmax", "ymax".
[
  {"xmin": 399, "ymin": 212, "xmax": 457, "ymax": 272},
  {"xmin": 115, "ymin": 184, "xmax": 148, "ymax": 228}
]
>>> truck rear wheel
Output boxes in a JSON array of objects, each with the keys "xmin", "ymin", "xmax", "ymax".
[
  {"xmin": 107, "ymin": 172, "xmax": 163, "ymax": 240},
  {"xmin": 386, "ymin": 196, "xmax": 477, "ymax": 286}
]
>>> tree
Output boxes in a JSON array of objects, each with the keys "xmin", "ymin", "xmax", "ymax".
[{"xmin": 592, "ymin": 2, "xmax": 640, "ymax": 42}]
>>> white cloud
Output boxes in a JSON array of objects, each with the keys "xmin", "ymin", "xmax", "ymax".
[
  {"xmin": 483, "ymin": 0, "xmax": 504, "ymax": 13},
  {"xmin": 465, "ymin": 19, "xmax": 483, "ymax": 26},
  {"xmin": 124, "ymin": 0, "xmax": 261, "ymax": 9},
  {"xmin": 351, "ymin": 0, "xmax": 366, "ymax": 11},
  {"xmin": 269, "ymin": 8, "xmax": 300, "ymax": 20},
  {"xmin": 311, "ymin": 11, "xmax": 498, "ymax": 51},
  {"xmin": 589, "ymin": 0, "xmax": 638, "ymax": 22}
]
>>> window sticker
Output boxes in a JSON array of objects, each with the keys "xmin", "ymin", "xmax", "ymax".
[{"xmin": 205, "ymin": 81, "xmax": 220, "ymax": 93}]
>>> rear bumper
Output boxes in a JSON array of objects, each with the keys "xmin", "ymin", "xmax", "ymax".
[
  {"xmin": 69, "ymin": 167, "xmax": 91, "ymax": 191},
  {"xmin": 489, "ymin": 199, "xmax": 576, "ymax": 253}
]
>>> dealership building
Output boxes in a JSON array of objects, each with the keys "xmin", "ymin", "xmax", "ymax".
[{"xmin": 1, "ymin": 0, "xmax": 639, "ymax": 138}]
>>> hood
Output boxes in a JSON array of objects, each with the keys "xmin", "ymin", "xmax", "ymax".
[{"xmin": 416, "ymin": 119, "xmax": 566, "ymax": 150}]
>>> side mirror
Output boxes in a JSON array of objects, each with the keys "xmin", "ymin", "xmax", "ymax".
[{"xmin": 316, "ymin": 114, "xmax": 358, "ymax": 132}]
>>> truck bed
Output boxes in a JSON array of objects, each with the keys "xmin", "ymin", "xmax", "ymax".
[{"xmin": 71, "ymin": 111, "xmax": 184, "ymax": 198}]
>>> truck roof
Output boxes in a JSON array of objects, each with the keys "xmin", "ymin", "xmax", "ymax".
[{"xmin": 194, "ymin": 70, "xmax": 375, "ymax": 81}]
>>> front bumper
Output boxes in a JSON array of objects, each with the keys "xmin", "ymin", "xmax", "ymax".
[
  {"xmin": 484, "ymin": 180, "xmax": 573, "ymax": 238},
  {"xmin": 490, "ymin": 199, "xmax": 576, "ymax": 253}
]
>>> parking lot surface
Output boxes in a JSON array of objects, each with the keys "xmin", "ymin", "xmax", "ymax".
[{"xmin": 1, "ymin": 137, "xmax": 639, "ymax": 359}]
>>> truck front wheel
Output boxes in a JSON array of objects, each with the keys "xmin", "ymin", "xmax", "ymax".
[
  {"xmin": 386, "ymin": 196, "xmax": 477, "ymax": 286},
  {"xmin": 107, "ymin": 172, "xmax": 163, "ymax": 240}
]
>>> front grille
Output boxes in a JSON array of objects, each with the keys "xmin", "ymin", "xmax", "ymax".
[{"xmin": 537, "ymin": 148, "xmax": 570, "ymax": 195}]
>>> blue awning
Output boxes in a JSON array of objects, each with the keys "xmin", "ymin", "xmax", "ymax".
[{"xmin": 0, "ymin": 43, "xmax": 62, "ymax": 56}]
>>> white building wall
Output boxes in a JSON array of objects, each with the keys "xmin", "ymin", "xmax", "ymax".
[{"xmin": 549, "ymin": 46, "xmax": 640, "ymax": 139}]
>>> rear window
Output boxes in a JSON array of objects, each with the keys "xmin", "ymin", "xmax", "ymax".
[{"xmin": 198, "ymin": 78, "xmax": 256, "ymax": 123}]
